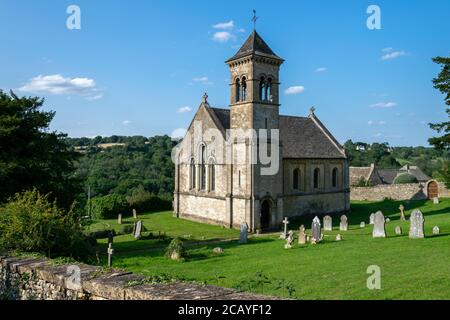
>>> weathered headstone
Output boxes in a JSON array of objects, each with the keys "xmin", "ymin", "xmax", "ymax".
[
  {"xmin": 306, "ymin": 235, "xmax": 310, "ymax": 243},
  {"xmin": 298, "ymin": 225, "xmax": 306, "ymax": 245},
  {"xmin": 281, "ymin": 217, "xmax": 290, "ymax": 239},
  {"xmin": 107, "ymin": 242, "xmax": 114, "ymax": 267},
  {"xmin": 133, "ymin": 208, "xmax": 137, "ymax": 219},
  {"xmin": 312, "ymin": 216, "xmax": 322, "ymax": 243},
  {"xmin": 399, "ymin": 204, "xmax": 406, "ymax": 221},
  {"xmin": 134, "ymin": 220, "xmax": 142, "ymax": 239},
  {"xmin": 336, "ymin": 234, "xmax": 342, "ymax": 241},
  {"xmin": 372, "ymin": 211, "xmax": 386, "ymax": 238},
  {"xmin": 323, "ymin": 215, "xmax": 332, "ymax": 231},
  {"xmin": 340, "ymin": 215, "xmax": 348, "ymax": 231},
  {"xmin": 409, "ymin": 209, "xmax": 425, "ymax": 239},
  {"xmin": 213, "ymin": 247, "xmax": 224, "ymax": 254},
  {"xmin": 369, "ymin": 213, "xmax": 375, "ymax": 225},
  {"xmin": 433, "ymin": 226, "xmax": 440, "ymax": 235},
  {"xmin": 239, "ymin": 223, "xmax": 248, "ymax": 244},
  {"xmin": 360, "ymin": 222, "xmax": 366, "ymax": 228},
  {"xmin": 386, "ymin": 217, "xmax": 391, "ymax": 223},
  {"xmin": 117, "ymin": 213, "xmax": 122, "ymax": 225},
  {"xmin": 395, "ymin": 226, "xmax": 402, "ymax": 235},
  {"xmin": 433, "ymin": 197, "xmax": 439, "ymax": 205},
  {"xmin": 285, "ymin": 231, "xmax": 294, "ymax": 249}
]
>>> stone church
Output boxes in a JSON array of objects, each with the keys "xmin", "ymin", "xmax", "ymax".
[{"xmin": 173, "ymin": 30, "xmax": 350, "ymax": 232}]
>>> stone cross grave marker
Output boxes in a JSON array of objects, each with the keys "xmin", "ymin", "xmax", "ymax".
[
  {"xmin": 369, "ymin": 213, "xmax": 375, "ymax": 225},
  {"xmin": 298, "ymin": 225, "xmax": 306, "ymax": 245},
  {"xmin": 282, "ymin": 217, "xmax": 290, "ymax": 239},
  {"xmin": 323, "ymin": 215, "xmax": 332, "ymax": 231},
  {"xmin": 409, "ymin": 209, "xmax": 425, "ymax": 239},
  {"xmin": 107, "ymin": 242, "xmax": 114, "ymax": 267},
  {"xmin": 312, "ymin": 216, "xmax": 322, "ymax": 243},
  {"xmin": 239, "ymin": 223, "xmax": 248, "ymax": 244},
  {"xmin": 433, "ymin": 226, "xmax": 440, "ymax": 235},
  {"xmin": 134, "ymin": 220, "xmax": 142, "ymax": 239},
  {"xmin": 399, "ymin": 204, "xmax": 406, "ymax": 221},
  {"xmin": 372, "ymin": 211, "xmax": 386, "ymax": 238},
  {"xmin": 133, "ymin": 208, "xmax": 137, "ymax": 219},
  {"xmin": 340, "ymin": 215, "xmax": 348, "ymax": 231},
  {"xmin": 285, "ymin": 231, "xmax": 294, "ymax": 249},
  {"xmin": 117, "ymin": 213, "xmax": 122, "ymax": 225},
  {"xmin": 395, "ymin": 226, "xmax": 402, "ymax": 235}
]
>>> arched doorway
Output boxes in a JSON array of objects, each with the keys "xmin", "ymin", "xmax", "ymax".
[
  {"xmin": 427, "ymin": 180, "xmax": 439, "ymax": 199},
  {"xmin": 260, "ymin": 200, "xmax": 271, "ymax": 230}
]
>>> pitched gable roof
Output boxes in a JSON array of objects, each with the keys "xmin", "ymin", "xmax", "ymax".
[{"xmin": 226, "ymin": 31, "xmax": 283, "ymax": 62}]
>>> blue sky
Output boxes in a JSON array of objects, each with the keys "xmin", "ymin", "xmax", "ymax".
[{"xmin": 1, "ymin": 0, "xmax": 449, "ymax": 146}]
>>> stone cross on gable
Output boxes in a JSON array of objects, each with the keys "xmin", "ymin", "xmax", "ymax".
[
  {"xmin": 202, "ymin": 92, "xmax": 208, "ymax": 104},
  {"xmin": 107, "ymin": 242, "xmax": 114, "ymax": 268},
  {"xmin": 252, "ymin": 9, "xmax": 258, "ymax": 30},
  {"xmin": 309, "ymin": 106, "xmax": 316, "ymax": 115}
]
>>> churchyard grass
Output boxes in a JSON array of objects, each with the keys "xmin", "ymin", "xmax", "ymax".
[{"xmin": 91, "ymin": 198, "xmax": 450, "ymax": 300}]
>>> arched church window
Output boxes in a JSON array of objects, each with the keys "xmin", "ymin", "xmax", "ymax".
[
  {"xmin": 235, "ymin": 78, "xmax": 241, "ymax": 102},
  {"xmin": 200, "ymin": 145, "xmax": 206, "ymax": 190},
  {"xmin": 332, "ymin": 167, "xmax": 338, "ymax": 188},
  {"xmin": 209, "ymin": 160, "xmax": 215, "ymax": 192},
  {"xmin": 190, "ymin": 158, "xmax": 195, "ymax": 189},
  {"xmin": 314, "ymin": 168, "xmax": 320, "ymax": 189},
  {"xmin": 241, "ymin": 77, "xmax": 247, "ymax": 101},
  {"xmin": 267, "ymin": 78, "xmax": 272, "ymax": 102},
  {"xmin": 293, "ymin": 168, "xmax": 300, "ymax": 190},
  {"xmin": 259, "ymin": 76, "xmax": 266, "ymax": 101}
]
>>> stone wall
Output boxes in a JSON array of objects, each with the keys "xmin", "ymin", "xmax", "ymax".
[
  {"xmin": 350, "ymin": 182, "xmax": 450, "ymax": 201},
  {"xmin": 0, "ymin": 255, "xmax": 275, "ymax": 300}
]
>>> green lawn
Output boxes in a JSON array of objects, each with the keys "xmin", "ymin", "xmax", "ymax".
[{"xmin": 90, "ymin": 199, "xmax": 450, "ymax": 300}]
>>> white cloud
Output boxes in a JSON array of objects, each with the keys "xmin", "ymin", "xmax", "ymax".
[
  {"xmin": 382, "ymin": 47, "xmax": 393, "ymax": 53},
  {"xmin": 213, "ymin": 21, "xmax": 234, "ymax": 30},
  {"xmin": 381, "ymin": 50, "xmax": 407, "ymax": 61},
  {"xmin": 378, "ymin": 120, "xmax": 386, "ymax": 125},
  {"xmin": 19, "ymin": 74, "xmax": 102, "ymax": 99},
  {"xmin": 315, "ymin": 67, "xmax": 327, "ymax": 73},
  {"xmin": 284, "ymin": 86, "xmax": 305, "ymax": 95},
  {"xmin": 213, "ymin": 31, "xmax": 234, "ymax": 43},
  {"xmin": 237, "ymin": 28, "xmax": 246, "ymax": 33},
  {"xmin": 171, "ymin": 128, "xmax": 187, "ymax": 140},
  {"xmin": 122, "ymin": 120, "xmax": 131, "ymax": 126},
  {"xmin": 369, "ymin": 102, "xmax": 398, "ymax": 108},
  {"xmin": 374, "ymin": 133, "xmax": 383, "ymax": 138},
  {"xmin": 192, "ymin": 76, "xmax": 213, "ymax": 85},
  {"xmin": 178, "ymin": 106, "xmax": 192, "ymax": 113},
  {"xmin": 368, "ymin": 120, "xmax": 374, "ymax": 125}
]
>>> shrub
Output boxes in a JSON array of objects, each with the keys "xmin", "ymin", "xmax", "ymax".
[
  {"xmin": 393, "ymin": 173, "xmax": 418, "ymax": 184},
  {"xmin": 0, "ymin": 189, "xmax": 93, "ymax": 261},
  {"xmin": 126, "ymin": 187, "xmax": 172, "ymax": 213},
  {"xmin": 353, "ymin": 177, "xmax": 368, "ymax": 187},
  {"xmin": 88, "ymin": 194, "xmax": 129, "ymax": 219},
  {"xmin": 165, "ymin": 238, "xmax": 186, "ymax": 261}
]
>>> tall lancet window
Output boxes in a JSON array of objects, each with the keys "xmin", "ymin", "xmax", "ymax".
[
  {"xmin": 190, "ymin": 158, "xmax": 195, "ymax": 190},
  {"xmin": 293, "ymin": 168, "xmax": 300, "ymax": 190},
  {"xmin": 332, "ymin": 168, "xmax": 338, "ymax": 188},
  {"xmin": 314, "ymin": 168, "xmax": 320, "ymax": 189},
  {"xmin": 235, "ymin": 78, "xmax": 241, "ymax": 102},
  {"xmin": 267, "ymin": 78, "xmax": 272, "ymax": 102},
  {"xmin": 259, "ymin": 76, "xmax": 266, "ymax": 101},
  {"xmin": 200, "ymin": 145, "xmax": 206, "ymax": 190},
  {"xmin": 209, "ymin": 160, "xmax": 216, "ymax": 192},
  {"xmin": 241, "ymin": 77, "xmax": 247, "ymax": 101}
]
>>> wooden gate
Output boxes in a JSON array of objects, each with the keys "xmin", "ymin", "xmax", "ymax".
[{"xmin": 427, "ymin": 181, "xmax": 439, "ymax": 199}]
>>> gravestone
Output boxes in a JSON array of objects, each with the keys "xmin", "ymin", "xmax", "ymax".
[
  {"xmin": 399, "ymin": 204, "xmax": 406, "ymax": 221},
  {"xmin": 312, "ymin": 216, "xmax": 322, "ymax": 243},
  {"xmin": 213, "ymin": 247, "xmax": 224, "ymax": 254},
  {"xmin": 323, "ymin": 216, "xmax": 332, "ymax": 231},
  {"xmin": 360, "ymin": 222, "xmax": 365, "ymax": 228},
  {"xmin": 134, "ymin": 220, "xmax": 142, "ymax": 239},
  {"xmin": 386, "ymin": 217, "xmax": 391, "ymax": 223},
  {"xmin": 372, "ymin": 211, "xmax": 386, "ymax": 238},
  {"xmin": 281, "ymin": 217, "xmax": 290, "ymax": 239},
  {"xmin": 298, "ymin": 225, "xmax": 306, "ymax": 245},
  {"xmin": 340, "ymin": 215, "xmax": 348, "ymax": 231},
  {"xmin": 117, "ymin": 214, "xmax": 122, "ymax": 225},
  {"xmin": 369, "ymin": 213, "xmax": 375, "ymax": 225},
  {"xmin": 133, "ymin": 208, "xmax": 137, "ymax": 219},
  {"xmin": 285, "ymin": 231, "xmax": 294, "ymax": 249},
  {"xmin": 336, "ymin": 234, "xmax": 342, "ymax": 241},
  {"xmin": 395, "ymin": 226, "xmax": 402, "ymax": 235},
  {"xmin": 433, "ymin": 197, "xmax": 439, "ymax": 205},
  {"xmin": 306, "ymin": 235, "xmax": 310, "ymax": 243},
  {"xmin": 107, "ymin": 243, "xmax": 114, "ymax": 267},
  {"xmin": 239, "ymin": 223, "xmax": 248, "ymax": 244},
  {"xmin": 409, "ymin": 209, "xmax": 425, "ymax": 239},
  {"xmin": 433, "ymin": 226, "xmax": 440, "ymax": 235}
]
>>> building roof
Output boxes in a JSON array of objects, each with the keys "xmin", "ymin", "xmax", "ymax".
[
  {"xmin": 349, "ymin": 166, "xmax": 372, "ymax": 185},
  {"xmin": 226, "ymin": 31, "xmax": 283, "ymax": 62}
]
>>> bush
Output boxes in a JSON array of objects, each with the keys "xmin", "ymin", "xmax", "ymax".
[
  {"xmin": 126, "ymin": 187, "xmax": 172, "ymax": 213},
  {"xmin": 393, "ymin": 173, "xmax": 419, "ymax": 184},
  {"xmin": 88, "ymin": 194, "xmax": 129, "ymax": 219},
  {"xmin": 165, "ymin": 238, "xmax": 186, "ymax": 261},
  {"xmin": 0, "ymin": 189, "xmax": 93, "ymax": 261}
]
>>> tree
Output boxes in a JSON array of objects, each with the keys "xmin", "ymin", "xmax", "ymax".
[
  {"xmin": 0, "ymin": 91, "xmax": 81, "ymax": 209},
  {"xmin": 428, "ymin": 56, "xmax": 450, "ymax": 150}
]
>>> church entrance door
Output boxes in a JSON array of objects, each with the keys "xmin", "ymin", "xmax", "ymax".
[{"xmin": 261, "ymin": 200, "xmax": 271, "ymax": 230}]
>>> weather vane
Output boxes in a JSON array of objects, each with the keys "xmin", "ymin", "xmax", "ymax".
[{"xmin": 252, "ymin": 10, "xmax": 258, "ymax": 30}]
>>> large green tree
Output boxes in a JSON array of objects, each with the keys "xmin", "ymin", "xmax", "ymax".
[{"xmin": 0, "ymin": 90, "xmax": 81, "ymax": 209}]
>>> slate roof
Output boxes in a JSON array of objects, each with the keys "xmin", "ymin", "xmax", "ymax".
[
  {"xmin": 349, "ymin": 167, "xmax": 372, "ymax": 185},
  {"xmin": 378, "ymin": 167, "xmax": 431, "ymax": 184},
  {"xmin": 209, "ymin": 108, "xmax": 230, "ymax": 131},
  {"xmin": 226, "ymin": 31, "xmax": 283, "ymax": 62}
]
